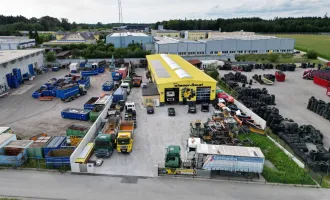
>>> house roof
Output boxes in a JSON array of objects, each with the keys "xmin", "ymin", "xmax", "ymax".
[
  {"xmin": 60, "ymin": 32, "xmax": 96, "ymax": 40},
  {"xmin": 188, "ymin": 59, "xmax": 202, "ymax": 65},
  {"xmin": 56, "ymin": 50, "xmax": 71, "ymax": 57},
  {"xmin": 146, "ymin": 54, "xmax": 217, "ymax": 85}
]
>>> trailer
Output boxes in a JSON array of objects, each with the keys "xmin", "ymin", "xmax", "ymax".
[
  {"xmin": 84, "ymin": 97, "xmax": 99, "ymax": 110},
  {"xmin": 102, "ymin": 81, "xmax": 114, "ymax": 91},
  {"xmin": 61, "ymin": 108, "xmax": 91, "ymax": 121},
  {"xmin": 113, "ymin": 88, "xmax": 127, "ymax": 104},
  {"xmin": 195, "ymin": 144, "xmax": 264, "ymax": 178}
]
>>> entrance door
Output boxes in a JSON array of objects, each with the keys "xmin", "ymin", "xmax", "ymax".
[
  {"xmin": 164, "ymin": 88, "xmax": 179, "ymax": 104},
  {"xmin": 196, "ymin": 87, "xmax": 211, "ymax": 104},
  {"xmin": 28, "ymin": 64, "xmax": 35, "ymax": 75}
]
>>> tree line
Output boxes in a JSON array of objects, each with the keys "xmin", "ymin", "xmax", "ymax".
[
  {"xmin": 155, "ymin": 16, "xmax": 330, "ymax": 33},
  {"xmin": 47, "ymin": 42, "xmax": 151, "ymax": 60}
]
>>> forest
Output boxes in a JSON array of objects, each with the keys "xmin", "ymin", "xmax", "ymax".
[{"xmin": 154, "ymin": 16, "xmax": 330, "ymax": 33}]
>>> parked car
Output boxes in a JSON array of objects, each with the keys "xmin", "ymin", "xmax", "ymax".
[
  {"xmin": 201, "ymin": 102, "xmax": 209, "ymax": 112},
  {"xmin": 188, "ymin": 104, "xmax": 196, "ymax": 114},
  {"xmin": 147, "ymin": 106, "xmax": 154, "ymax": 114},
  {"xmin": 168, "ymin": 107, "xmax": 176, "ymax": 116}
]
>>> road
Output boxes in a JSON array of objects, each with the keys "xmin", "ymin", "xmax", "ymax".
[{"xmin": 0, "ymin": 170, "xmax": 329, "ymax": 200}]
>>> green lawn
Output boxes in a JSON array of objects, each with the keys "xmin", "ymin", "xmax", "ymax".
[{"xmin": 274, "ymin": 34, "xmax": 330, "ymax": 60}]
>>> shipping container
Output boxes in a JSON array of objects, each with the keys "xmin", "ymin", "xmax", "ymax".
[
  {"xmin": 84, "ymin": 97, "xmax": 99, "ymax": 110},
  {"xmin": 27, "ymin": 136, "xmax": 52, "ymax": 158},
  {"xmin": 42, "ymin": 136, "xmax": 67, "ymax": 156},
  {"xmin": 0, "ymin": 133, "xmax": 17, "ymax": 149},
  {"xmin": 61, "ymin": 108, "xmax": 91, "ymax": 121},
  {"xmin": 45, "ymin": 148, "xmax": 75, "ymax": 168},
  {"xmin": 66, "ymin": 125, "xmax": 89, "ymax": 137},
  {"xmin": 113, "ymin": 88, "xmax": 127, "ymax": 103}
]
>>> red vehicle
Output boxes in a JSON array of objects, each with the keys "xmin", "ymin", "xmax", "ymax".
[
  {"xmin": 118, "ymin": 67, "xmax": 128, "ymax": 79},
  {"xmin": 327, "ymin": 62, "xmax": 330, "ymax": 67},
  {"xmin": 217, "ymin": 91, "xmax": 234, "ymax": 103}
]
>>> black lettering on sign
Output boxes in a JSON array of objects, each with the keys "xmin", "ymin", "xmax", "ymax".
[{"xmin": 173, "ymin": 83, "xmax": 203, "ymax": 87}]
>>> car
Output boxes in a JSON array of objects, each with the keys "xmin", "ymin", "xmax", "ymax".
[
  {"xmin": 168, "ymin": 107, "xmax": 176, "ymax": 116},
  {"xmin": 147, "ymin": 106, "xmax": 154, "ymax": 114},
  {"xmin": 201, "ymin": 102, "xmax": 209, "ymax": 112},
  {"xmin": 188, "ymin": 104, "xmax": 196, "ymax": 114}
]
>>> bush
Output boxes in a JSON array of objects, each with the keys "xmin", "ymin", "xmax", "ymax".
[
  {"xmin": 45, "ymin": 51, "xmax": 56, "ymax": 62},
  {"xmin": 307, "ymin": 50, "xmax": 317, "ymax": 59},
  {"xmin": 269, "ymin": 54, "xmax": 279, "ymax": 62}
]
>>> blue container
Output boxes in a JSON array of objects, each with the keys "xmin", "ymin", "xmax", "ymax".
[
  {"xmin": 45, "ymin": 148, "xmax": 75, "ymax": 168},
  {"xmin": 97, "ymin": 67, "xmax": 105, "ymax": 73},
  {"xmin": 84, "ymin": 97, "xmax": 99, "ymax": 110},
  {"xmin": 42, "ymin": 136, "xmax": 67, "ymax": 156},
  {"xmin": 102, "ymin": 81, "xmax": 114, "ymax": 91},
  {"xmin": 113, "ymin": 88, "xmax": 127, "ymax": 103},
  {"xmin": 56, "ymin": 85, "xmax": 79, "ymax": 99},
  {"xmin": 52, "ymin": 67, "xmax": 59, "ymax": 72},
  {"xmin": 32, "ymin": 91, "xmax": 41, "ymax": 98},
  {"xmin": 61, "ymin": 108, "xmax": 91, "ymax": 121},
  {"xmin": 112, "ymin": 72, "xmax": 122, "ymax": 81},
  {"xmin": 29, "ymin": 64, "xmax": 35, "ymax": 76},
  {"xmin": 0, "ymin": 148, "xmax": 28, "ymax": 167},
  {"xmin": 81, "ymin": 71, "xmax": 99, "ymax": 76}
]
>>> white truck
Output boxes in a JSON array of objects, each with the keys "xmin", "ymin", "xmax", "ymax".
[{"xmin": 120, "ymin": 83, "xmax": 131, "ymax": 95}]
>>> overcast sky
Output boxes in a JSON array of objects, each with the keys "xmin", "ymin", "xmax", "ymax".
[{"xmin": 1, "ymin": 0, "xmax": 329, "ymax": 23}]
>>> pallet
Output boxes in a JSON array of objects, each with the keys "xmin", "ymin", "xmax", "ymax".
[{"xmin": 39, "ymin": 96, "xmax": 55, "ymax": 101}]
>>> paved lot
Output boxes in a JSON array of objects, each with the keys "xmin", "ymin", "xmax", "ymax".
[
  {"xmin": 0, "ymin": 69, "xmax": 109, "ymax": 139},
  {"xmin": 220, "ymin": 68, "xmax": 330, "ymax": 148},
  {"xmin": 94, "ymin": 68, "xmax": 215, "ymax": 177}
]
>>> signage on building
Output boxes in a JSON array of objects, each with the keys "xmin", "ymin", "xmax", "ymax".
[
  {"xmin": 173, "ymin": 83, "xmax": 203, "ymax": 87},
  {"xmin": 158, "ymin": 168, "xmax": 196, "ymax": 175}
]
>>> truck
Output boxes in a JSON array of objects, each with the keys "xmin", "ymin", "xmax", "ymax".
[
  {"xmin": 113, "ymin": 88, "xmax": 127, "ymax": 104},
  {"xmin": 120, "ymin": 82, "xmax": 131, "ymax": 95},
  {"xmin": 56, "ymin": 84, "xmax": 87, "ymax": 102},
  {"xmin": 116, "ymin": 121, "xmax": 134, "ymax": 153},
  {"xmin": 133, "ymin": 76, "xmax": 142, "ymax": 87},
  {"xmin": 118, "ymin": 67, "xmax": 128, "ymax": 79},
  {"xmin": 112, "ymin": 72, "xmax": 122, "ymax": 81},
  {"xmin": 69, "ymin": 63, "xmax": 79, "ymax": 73},
  {"xmin": 94, "ymin": 134, "xmax": 116, "ymax": 158},
  {"xmin": 163, "ymin": 140, "xmax": 265, "ymax": 178},
  {"xmin": 123, "ymin": 77, "xmax": 133, "ymax": 88}
]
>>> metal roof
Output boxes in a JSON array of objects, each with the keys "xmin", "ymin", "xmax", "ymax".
[
  {"xmin": 196, "ymin": 144, "xmax": 264, "ymax": 158},
  {"xmin": 199, "ymin": 34, "xmax": 281, "ymax": 42},
  {"xmin": 110, "ymin": 32, "xmax": 149, "ymax": 37},
  {"xmin": 154, "ymin": 36, "xmax": 201, "ymax": 44},
  {"xmin": 44, "ymin": 136, "xmax": 66, "ymax": 148},
  {"xmin": 0, "ymin": 134, "xmax": 16, "ymax": 145},
  {"xmin": 151, "ymin": 60, "xmax": 170, "ymax": 78},
  {"xmin": 0, "ymin": 49, "xmax": 44, "ymax": 66}
]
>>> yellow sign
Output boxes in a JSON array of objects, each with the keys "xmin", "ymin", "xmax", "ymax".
[
  {"xmin": 218, "ymin": 52, "xmax": 221, "ymax": 56},
  {"xmin": 159, "ymin": 168, "xmax": 196, "ymax": 175}
]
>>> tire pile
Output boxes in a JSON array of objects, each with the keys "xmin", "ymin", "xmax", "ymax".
[
  {"xmin": 308, "ymin": 97, "xmax": 330, "ymax": 120},
  {"xmin": 236, "ymin": 87, "xmax": 276, "ymax": 106},
  {"xmin": 301, "ymin": 63, "xmax": 316, "ymax": 69},
  {"xmin": 252, "ymin": 74, "xmax": 263, "ymax": 84},
  {"xmin": 222, "ymin": 72, "xmax": 248, "ymax": 85},
  {"xmin": 254, "ymin": 64, "xmax": 274, "ymax": 69},
  {"xmin": 275, "ymin": 64, "xmax": 296, "ymax": 71}
]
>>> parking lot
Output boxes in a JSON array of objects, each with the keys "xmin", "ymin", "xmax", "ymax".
[
  {"xmin": 92, "ymin": 68, "xmax": 214, "ymax": 177},
  {"xmin": 220, "ymin": 68, "xmax": 330, "ymax": 148},
  {"xmin": 0, "ymin": 68, "xmax": 109, "ymax": 139}
]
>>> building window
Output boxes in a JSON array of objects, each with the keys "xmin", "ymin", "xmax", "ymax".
[
  {"xmin": 266, "ymin": 50, "xmax": 270, "ymax": 53},
  {"xmin": 222, "ymin": 51, "xmax": 228, "ymax": 54},
  {"xmin": 214, "ymin": 51, "xmax": 218, "ymax": 54},
  {"xmin": 210, "ymin": 51, "xmax": 214, "ymax": 54},
  {"xmin": 230, "ymin": 51, "xmax": 235, "ymax": 54}
]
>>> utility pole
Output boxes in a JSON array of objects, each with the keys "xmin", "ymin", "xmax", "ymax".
[{"xmin": 118, "ymin": 0, "xmax": 124, "ymax": 48}]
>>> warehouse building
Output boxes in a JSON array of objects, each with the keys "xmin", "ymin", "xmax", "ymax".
[
  {"xmin": 151, "ymin": 30, "xmax": 180, "ymax": 38},
  {"xmin": 154, "ymin": 37, "xmax": 206, "ymax": 56},
  {"xmin": 146, "ymin": 54, "xmax": 217, "ymax": 105},
  {"xmin": 106, "ymin": 32, "xmax": 153, "ymax": 48},
  {"xmin": 0, "ymin": 49, "xmax": 45, "ymax": 90},
  {"xmin": 0, "ymin": 36, "xmax": 36, "ymax": 50},
  {"xmin": 184, "ymin": 30, "xmax": 211, "ymax": 40},
  {"xmin": 199, "ymin": 35, "xmax": 295, "ymax": 55}
]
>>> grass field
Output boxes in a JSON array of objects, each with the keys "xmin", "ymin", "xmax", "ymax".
[{"xmin": 274, "ymin": 34, "xmax": 330, "ymax": 60}]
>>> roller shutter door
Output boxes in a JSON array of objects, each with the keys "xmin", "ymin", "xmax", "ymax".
[{"xmin": 196, "ymin": 87, "xmax": 211, "ymax": 103}]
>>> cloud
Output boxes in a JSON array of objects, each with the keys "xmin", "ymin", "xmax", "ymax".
[{"xmin": 207, "ymin": 0, "xmax": 330, "ymax": 18}]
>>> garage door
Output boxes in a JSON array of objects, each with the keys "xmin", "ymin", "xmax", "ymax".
[{"xmin": 196, "ymin": 87, "xmax": 211, "ymax": 103}]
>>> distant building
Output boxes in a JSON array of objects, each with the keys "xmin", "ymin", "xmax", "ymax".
[
  {"xmin": 154, "ymin": 37, "xmax": 206, "ymax": 56},
  {"xmin": 106, "ymin": 32, "xmax": 153, "ymax": 48},
  {"xmin": 43, "ymin": 32, "xmax": 97, "ymax": 45},
  {"xmin": 19, "ymin": 31, "xmax": 56, "ymax": 37},
  {"xmin": 208, "ymin": 31, "xmax": 255, "ymax": 39},
  {"xmin": 0, "ymin": 36, "xmax": 35, "ymax": 50},
  {"xmin": 151, "ymin": 30, "xmax": 180, "ymax": 38},
  {"xmin": 184, "ymin": 30, "xmax": 212, "ymax": 40}
]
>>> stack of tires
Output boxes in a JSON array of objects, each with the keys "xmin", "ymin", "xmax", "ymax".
[
  {"xmin": 275, "ymin": 64, "xmax": 296, "ymax": 71},
  {"xmin": 307, "ymin": 96, "xmax": 330, "ymax": 120}
]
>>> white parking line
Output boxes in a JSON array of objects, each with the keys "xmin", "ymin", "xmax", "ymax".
[{"xmin": 11, "ymin": 84, "xmax": 35, "ymax": 95}]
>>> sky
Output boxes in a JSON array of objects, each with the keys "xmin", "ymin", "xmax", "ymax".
[{"xmin": 0, "ymin": 0, "xmax": 329, "ymax": 23}]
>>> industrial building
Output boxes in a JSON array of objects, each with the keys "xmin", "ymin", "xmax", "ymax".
[
  {"xmin": 43, "ymin": 32, "xmax": 98, "ymax": 46},
  {"xmin": 151, "ymin": 30, "xmax": 180, "ymax": 38},
  {"xmin": 154, "ymin": 37, "xmax": 206, "ymax": 56},
  {"xmin": 146, "ymin": 54, "xmax": 217, "ymax": 105},
  {"xmin": 184, "ymin": 30, "xmax": 211, "ymax": 40},
  {"xmin": 106, "ymin": 32, "xmax": 153, "ymax": 48},
  {"xmin": 199, "ymin": 35, "xmax": 295, "ymax": 55},
  {"xmin": 208, "ymin": 31, "xmax": 255, "ymax": 39},
  {"xmin": 0, "ymin": 36, "xmax": 36, "ymax": 50},
  {"xmin": 0, "ymin": 49, "xmax": 45, "ymax": 90}
]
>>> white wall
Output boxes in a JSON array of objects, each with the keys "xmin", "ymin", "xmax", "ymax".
[
  {"xmin": 234, "ymin": 99, "xmax": 266, "ymax": 130},
  {"xmin": 0, "ymin": 53, "xmax": 44, "ymax": 88},
  {"xmin": 70, "ymin": 96, "xmax": 112, "ymax": 172}
]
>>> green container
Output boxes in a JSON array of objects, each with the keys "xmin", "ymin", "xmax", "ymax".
[
  {"xmin": 66, "ymin": 125, "xmax": 89, "ymax": 137},
  {"xmin": 89, "ymin": 105, "xmax": 104, "ymax": 122}
]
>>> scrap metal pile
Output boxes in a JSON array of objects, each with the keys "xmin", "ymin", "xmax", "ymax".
[{"xmin": 308, "ymin": 97, "xmax": 330, "ymax": 121}]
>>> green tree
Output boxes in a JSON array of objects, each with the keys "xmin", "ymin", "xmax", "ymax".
[
  {"xmin": 34, "ymin": 30, "xmax": 40, "ymax": 44},
  {"xmin": 28, "ymin": 29, "xmax": 34, "ymax": 39},
  {"xmin": 46, "ymin": 51, "xmax": 56, "ymax": 62},
  {"xmin": 307, "ymin": 50, "xmax": 317, "ymax": 59},
  {"xmin": 269, "ymin": 54, "xmax": 279, "ymax": 63}
]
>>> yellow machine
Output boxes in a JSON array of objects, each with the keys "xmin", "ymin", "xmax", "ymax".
[{"xmin": 116, "ymin": 121, "xmax": 134, "ymax": 153}]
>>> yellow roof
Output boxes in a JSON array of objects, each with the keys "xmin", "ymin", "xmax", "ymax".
[{"xmin": 146, "ymin": 54, "xmax": 217, "ymax": 84}]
